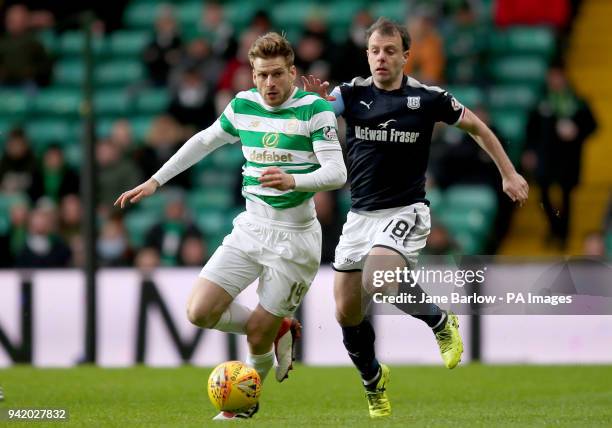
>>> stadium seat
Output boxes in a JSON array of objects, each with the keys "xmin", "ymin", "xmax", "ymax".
[
  {"xmin": 108, "ymin": 30, "xmax": 150, "ymax": 56},
  {"xmin": 176, "ymin": 2, "xmax": 203, "ymax": 28},
  {"xmin": 195, "ymin": 208, "xmax": 227, "ymax": 235},
  {"xmin": 272, "ymin": 1, "xmax": 321, "ymax": 28},
  {"xmin": 489, "ymin": 56, "xmax": 548, "ymax": 85},
  {"xmin": 123, "ymin": 0, "xmax": 164, "ymax": 28},
  {"xmin": 446, "ymin": 86, "xmax": 485, "ymax": 109},
  {"xmin": 63, "ymin": 143, "xmax": 81, "ymax": 169},
  {"xmin": 95, "ymin": 60, "xmax": 145, "ymax": 86},
  {"xmin": 489, "ymin": 26, "xmax": 555, "ymax": 57},
  {"xmin": 488, "ymin": 85, "xmax": 538, "ymax": 111},
  {"xmin": 124, "ymin": 210, "xmax": 161, "ymax": 247},
  {"xmin": 490, "ymin": 109, "xmax": 529, "ymax": 164},
  {"xmin": 188, "ymin": 189, "xmax": 234, "ymax": 211},
  {"xmin": 36, "ymin": 30, "xmax": 57, "ymax": 54},
  {"xmin": 439, "ymin": 208, "xmax": 490, "ymax": 242},
  {"xmin": 53, "ymin": 59, "xmax": 84, "ymax": 87},
  {"xmin": 427, "ymin": 187, "xmax": 443, "ymax": 213},
  {"xmin": 134, "ymin": 88, "xmax": 170, "ymax": 114},
  {"xmin": 32, "ymin": 88, "xmax": 81, "ymax": 117},
  {"xmin": 0, "ymin": 89, "xmax": 30, "ymax": 120},
  {"xmin": 94, "ymin": 89, "xmax": 132, "ymax": 116},
  {"xmin": 129, "ymin": 115, "xmax": 155, "ymax": 142},
  {"xmin": 210, "ymin": 145, "xmax": 244, "ymax": 169},
  {"xmin": 444, "ymin": 185, "xmax": 497, "ymax": 217},
  {"xmin": 58, "ymin": 30, "xmax": 106, "ymax": 57},
  {"xmin": 369, "ymin": 1, "xmax": 409, "ymax": 20},
  {"xmin": 606, "ymin": 232, "xmax": 612, "ymax": 256},
  {"xmin": 24, "ymin": 119, "xmax": 78, "ymax": 152},
  {"xmin": 324, "ymin": 0, "xmax": 366, "ymax": 28},
  {"xmin": 138, "ymin": 191, "xmax": 168, "ymax": 212}
]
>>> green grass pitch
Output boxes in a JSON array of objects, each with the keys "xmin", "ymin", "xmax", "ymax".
[{"xmin": 1, "ymin": 365, "xmax": 611, "ymax": 427}]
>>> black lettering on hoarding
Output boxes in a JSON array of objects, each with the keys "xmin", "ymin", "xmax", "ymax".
[
  {"xmin": 0, "ymin": 278, "xmax": 32, "ymax": 363},
  {"xmin": 135, "ymin": 278, "xmax": 203, "ymax": 363}
]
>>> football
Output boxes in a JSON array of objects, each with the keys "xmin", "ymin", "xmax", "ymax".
[{"xmin": 207, "ymin": 361, "xmax": 261, "ymax": 412}]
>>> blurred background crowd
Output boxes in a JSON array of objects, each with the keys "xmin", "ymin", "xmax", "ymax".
[{"xmin": 0, "ymin": 0, "xmax": 609, "ymax": 270}]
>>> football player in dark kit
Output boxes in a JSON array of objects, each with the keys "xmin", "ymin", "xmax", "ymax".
[{"xmin": 303, "ymin": 17, "xmax": 529, "ymax": 418}]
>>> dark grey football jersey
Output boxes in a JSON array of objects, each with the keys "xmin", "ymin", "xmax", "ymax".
[{"xmin": 332, "ymin": 75, "xmax": 464, "ymax": 211}]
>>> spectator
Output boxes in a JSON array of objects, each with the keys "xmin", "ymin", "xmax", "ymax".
[
  {"xmin": 134, "ymin": 115, "xmax": 190, "ymax": 189},
  {"xmin": 15, "ymin": 206, "xmax": 71, "ymax": 267},
  {"xmin": 29, "ymin": 144, "xmax": 79, "ymax": 203},
  {"xmin": 142, "ymin": 5, "xmax": 183, "ymax": 86},
  {"xmin": 134, "ymin": 246, "xmax": 161, "ymax": 273},
  {"xmin": 294, "ymin": 20, "xmax": 332, "ymax": 80},
  {"xmin": 97, "ymin": 215, "xmax": 133, "ymax": 266},
  {"xmin": 331, "ymin": 10, "xmax": 373, "ymax": 83},
  {"xmin": 197, "ymin": 1, "xmax": 237, "ymax": 60},
  {"xmin": 171, "ymin": 38, "xmax": 224, "ymax": 90},
  {"xmin": 109, "ymin": 119, "xmax": 135, "ymax": 154},
  {"xmin": 0, "ymin": 4, "xmax": 52, "ymax": 87},
  {"xmin": 6, "ymin": 195, "xmax": 30, "ymax": 264},
  {"xmin": 178, "ymin": 235, "xmax": 208, "ymax": 266},
  {"xmin": 144, "ymin": 190, "xmax": 202, "ymax": 266},
  {"xmin": 168, "ymin": 66, "xmax": 216, "ymax": 130},
  {"xmin": 403, "ymin": 14, "xmax": 446, "ymax": 85},
  {"xmin": 525, "ymin": 65, "xmax": 597, "ymax": 248},
  {"xmin": 58, "ymin": 193, "xmax": 81, "ymax": 242},
  {"xmin": 0, "ymin": 127, "xmax": 37, "ymax": 195},
  {"xmin": 97, "ymin": 138, "xmax": 141, "ymax": 211}
]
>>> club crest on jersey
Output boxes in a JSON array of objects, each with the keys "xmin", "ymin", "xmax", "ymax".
[
  {"xmin": 322, "ymin": 126, "xmax": 338, "ymax": 141},
  {"xmin": 406, "ymin": 96, "xmax": 420, "ymax": 110},
  {"xmin": 262, "ymin": 132, "xmax": 280, "ymax": 148}
]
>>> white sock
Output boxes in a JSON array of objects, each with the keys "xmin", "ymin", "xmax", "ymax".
[
  {"xmin": 246, "ymin": 350, "xmax": 274, "ymax": 382},
  {"xmin": 212, "ymin": 301, "xmax": 252, "ymax": 334}
]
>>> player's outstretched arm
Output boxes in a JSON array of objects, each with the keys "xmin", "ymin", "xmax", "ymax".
[
  {"xmin": 114, "ymin": 178, "xmax": 160, "ymax": 209},
  {"xmin": 301, "ymin": 75, "xmax": 336, "ymax": 101},
  {"xmin": 457, "ymin": 108, "xmax": 529, "ymax": 205}
]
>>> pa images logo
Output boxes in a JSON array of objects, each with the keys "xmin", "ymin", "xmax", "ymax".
[{"xmin": 322, "ymin": 126, "xmax": 338, "ymax": 141}]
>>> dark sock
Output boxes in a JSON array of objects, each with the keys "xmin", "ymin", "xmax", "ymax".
[
  {"xmin": 392, "ymin": 281, "xmax": 447, "ymax": 330},
  {"xmin": 341, "ymin": 318, "xmax": 381, "ymax": 389}
]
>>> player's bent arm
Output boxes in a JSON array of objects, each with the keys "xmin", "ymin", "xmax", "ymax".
[
  {"xmin": 152, "ymin": 120, "xmax": 235, "ymax": 186},
  {"xmin": 457, "ymin": 108, "xmax": 529, "ymax": 203},
  {"xmin": 293, "ymin": 148, "xmax": 347, "ymax": 192}
]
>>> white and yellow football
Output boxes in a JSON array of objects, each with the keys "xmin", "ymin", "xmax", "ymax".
[{"xmin": 207, "ymin": 361, "xmax": 261, "ymax": 412}]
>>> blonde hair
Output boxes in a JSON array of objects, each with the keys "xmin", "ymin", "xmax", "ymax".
[{"xmin": 247, "ymin": 32, "xmax": 295, "ymax": 67}]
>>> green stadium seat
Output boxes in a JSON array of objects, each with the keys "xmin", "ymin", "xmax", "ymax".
[
  {"xmin": 223, "ymin": 2, "xmax": 258, "ymax": 31},
  {"xmin": 108, "ymin": 30, "xmax": 150, "ymax": 56},
  {"xmin": 63, "ymin": 143, "xmax": 81, "ymax": 169},
  {"xmin": 25, "ymin": 119, "xmax": 78, "ymax": 152},
  {"xmin": 271, "ymin": 1, "xmax": 320, "ymax": 28},
  {"xmin": 95, "ymin": 60, "xmax": 145, "ymax": 86},
  {"xmin": 123, "ymin": 0, "xmax": 167, "ymax": 28},
  {"xmin": 605, "ymin": 232, "xmax": 612, "ymax": 257},
  {"xmin": 0, "ymin": 89, "xmax": 30, "ymax": 119},
  {"xmin": 446, "ymin": 86, "xmax": 485, "ymax": 109},
  {"xmin": 134, "ymin": 88, "xmax": 170, "ymax": 114},
  {"xmin": 124, "ymin": 210, "xmax": 161, "ymax": 247},
  {"xmin": 488, "ymin": 85, "xmax": 538, "ymax": 111},
  {"xmin": 489, "ymin": 26, "xmax": 555, "ymax": 57},
  {"xmin": 58, "ymin": 30, "xmax": 106, "ymax": 57},
  {"xmin": 195, "ymin": 208, "xmax": 227, "ymax": 235},
  {"xmin": 94, "ymin": 89, "xmax": 132, "ymax": 116},
  {"xmin": 444, "ymin": 185, "xmax": 497, "ymax": 217},
  {"xmin": 194, "ymin": 169, "xmax": 237, "ymax": 188},
  {"xmin": 324, "ymin": 0, "xmax": 366, "ymax": 28},
  {"xmin": 176, "ymin": 2, "xmax": 203, "ymax": 27},
  {"xmin": 188, "ymin": 189, "xmax": 234, "ymax": 212},
  {"xmin": 490, "ymin": 109, "xmax": 528, "ymax": 163},
  {"xmin": 53, "ymin": 59, "xmax": 84, "ymax": 87},
  {"xmin": 210, "ymin": 145, "xmax": 244, "ymax": 169},
  {"xmin": 439, "ymin": 208, "xmax": 490, "ymax": 242},
  {"xmin": 370, "ymin": 1, "xmax": 409, "ymax": 20},
  {"xmin": 36, "ymin": 30, "xmax": 57, "ymax": 54},
  {"xmin": 32, "ymin": 88, "xmax": 81, "ymax": 117},
  {"xmin": 489, "ymin": 56, "xmax": 548, "ymax": 85},
  {"xmin": 138, "ymin": 191, "xmax": 169, "ymax": 212},
  {"xmin": 427, "ymin": 187, "xmax": 443, "ymax": 214},
  {"xmin": 453, "ymin": 230, "xmax": 483, "ymax": 254},
  {"xmin": 129, "ymin": 115, "xmax": 155, "ymax": 142}
]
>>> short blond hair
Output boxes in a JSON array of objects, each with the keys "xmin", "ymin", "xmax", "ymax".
[{"xmin": 247, "ymin": 32, "xmax": 295, "ymax": 67}]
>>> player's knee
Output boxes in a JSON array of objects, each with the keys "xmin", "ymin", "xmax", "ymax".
[
  {"xmin": 186, "ymin": 301, "xmax": 218, "ymax": 329},
  {"xmin": 246, "ymin": 327, "xmax": 272, "ymax": 352},
  {"xmin": 335, "ymin": 302, "xmax": 363, "ymax": 327}
]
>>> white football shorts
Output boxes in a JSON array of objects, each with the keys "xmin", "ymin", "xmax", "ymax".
[
  {"xmin": 200, "ymin": 211, "xmax": 322, "ymax": 317},
  {"xmin": 333, "ymin": 202, "xmax": 431, "ymax": 271}
]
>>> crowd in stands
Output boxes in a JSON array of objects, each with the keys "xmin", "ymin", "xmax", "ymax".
[{"xmin": 0, "ymin": 0, "xmax": 607, "ymax": 269}]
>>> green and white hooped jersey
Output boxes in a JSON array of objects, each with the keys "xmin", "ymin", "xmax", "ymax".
[{"xmin": 217, "ymin": 87, "xmax": 340, "ymax": 209}]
